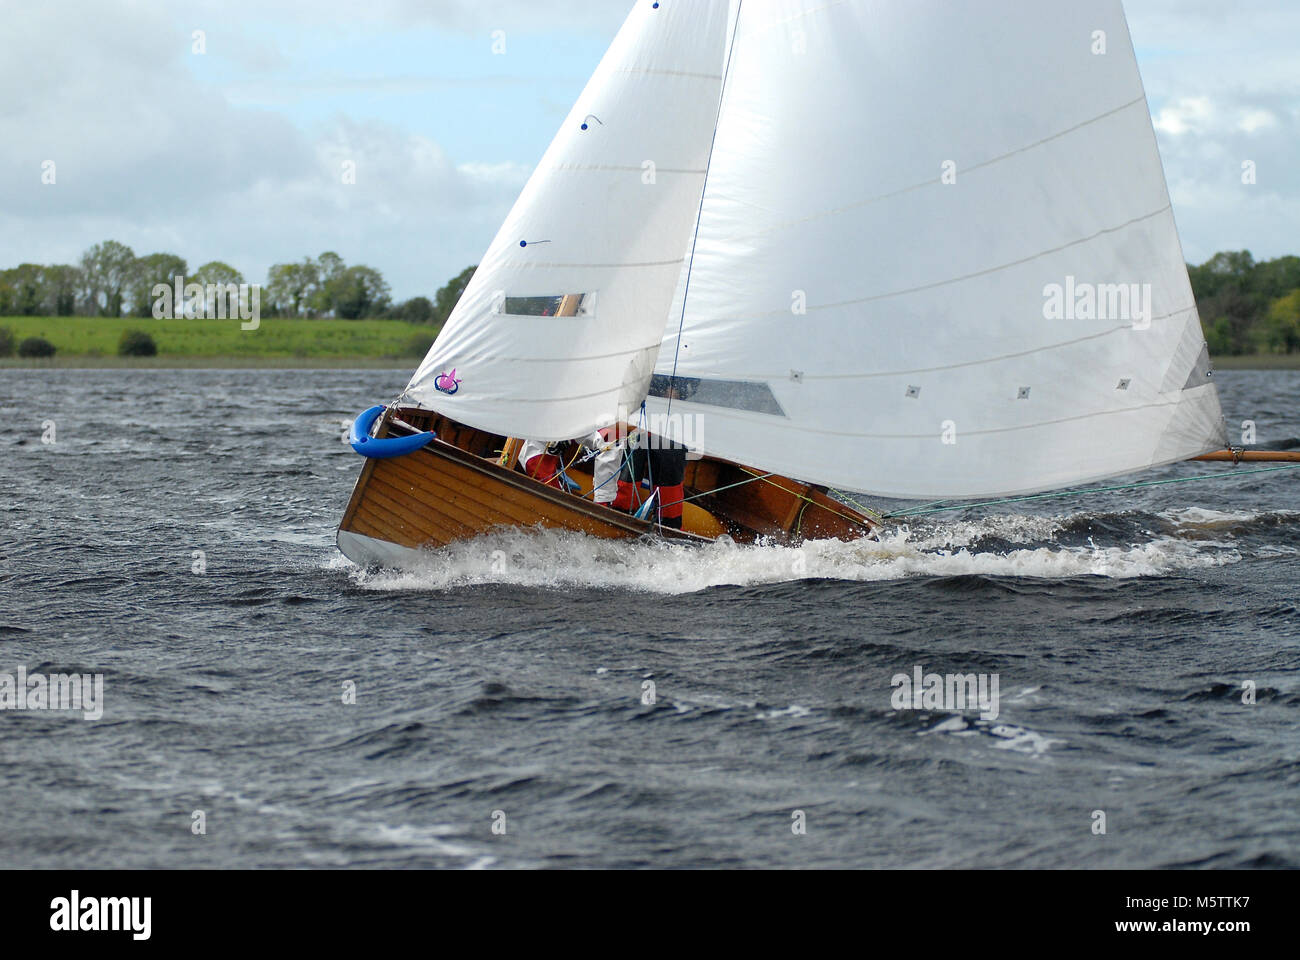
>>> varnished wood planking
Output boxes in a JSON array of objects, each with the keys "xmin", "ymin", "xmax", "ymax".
[
  {"xmin": 363, "ymin": 481, "xmax": 466, "ymax": 546},
  {"xmin": 341, "ymin": 436, "xmax": 700, "ymax": 551},
  {"xmin": 382, "ymin": 456, "xmax": 624, "ymax": 539},
  {"xmin": 367, "ymin": 474, "xmax": 488, "ymax": 541},
  {"xmin": 380, "ymin": 460, "xmax": 537, "ymax": 529},
  {"xmin": 340, "ymin": 411, "xmax": 880, "ymax": 554},
  {"xmin": 363, "ymin": 465, "xmax": 535, "ymax": 548}
]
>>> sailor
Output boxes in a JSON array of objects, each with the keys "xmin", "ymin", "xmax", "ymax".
[
  {"xmin": 609, "ymin": 429, "xmax": 687, "ymax": 529},
  {"xmin": 517, "ymin": 437, "xmax": 592, "ymax": 495},
  {"xmin": 583, "ymin": 427, "xmax": 625, "ymax": 507},
  {"xmin": 643, "ymin": 436, "xmax": 688, "ymax": 529},
  {"xmin": 517, "ymin": 439, "xmax": 564, "ymax": 488},
  {"xmin": 520, "ymin": 428, "xmax": 680, "ymax": 517}
]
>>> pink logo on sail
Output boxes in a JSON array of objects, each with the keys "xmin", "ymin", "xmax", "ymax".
[{"xmin": 434, "ymin": 369, "xmax": 461, "ymax": 395}]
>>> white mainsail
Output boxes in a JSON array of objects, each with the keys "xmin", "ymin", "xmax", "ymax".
[
  {"xmin": 406, "ymin": 1, "xmax": 733, "ymax": 440},
  {"xmin": 646, "ymin": 0, "xmax": 1227, "ymax": 499}
]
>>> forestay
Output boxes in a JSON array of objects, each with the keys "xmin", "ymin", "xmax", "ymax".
[
  {"xmin": 646, "ymin": 0, "xmax": 1227, "ymax": 499},
  {"xmin": 406, "ymin": 1, "xmax": 732, "ymax": 441}
]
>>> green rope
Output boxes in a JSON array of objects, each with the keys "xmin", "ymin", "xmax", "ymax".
[
  {"xmin": 880, "ymin": 463, "xmax": 1300, "ymax": 520},
  {"xmin": 828, "ymin": 488, "xmax": 888, "ymax": 522},
  {"xmin": 638, "ymin": 456, "xmax": 1299, "ymax": 528},
  {"xmin": 669, "ymin": 472, "xmax": 778, "ymax": 506}
]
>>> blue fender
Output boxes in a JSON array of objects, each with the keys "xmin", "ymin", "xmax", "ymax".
[{"xmin": 348, "ymin": 405, "xmax": 436, "ymax": 459}]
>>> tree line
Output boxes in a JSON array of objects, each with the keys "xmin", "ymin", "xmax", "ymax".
[
  {"xmin": 3, "ymin": 241, "xmax": 1299, "ymax": 355},
  {"xmin": 1190, "ymin": 252, "xmax": 1300, "ymax": 355},
  {"xmin": 0, "ymin": 240, "xmax": 477, "ymax": 326}
]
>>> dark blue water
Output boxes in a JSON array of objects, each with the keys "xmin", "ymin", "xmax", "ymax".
[{"xmin": 1, "ymin": 368, "xmax": 1297, "ymax": 868}]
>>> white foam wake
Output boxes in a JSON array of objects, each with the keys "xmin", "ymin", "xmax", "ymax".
[{"xmin": 332, "ymin": 513, "xmax": 1244, "ymax": 595}]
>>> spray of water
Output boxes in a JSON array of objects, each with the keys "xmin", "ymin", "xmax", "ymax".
[{"xmin": 332, "ymin": 507, "xmax": 1257, "ymax": 595}]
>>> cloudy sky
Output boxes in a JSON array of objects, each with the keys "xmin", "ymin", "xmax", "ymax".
[{"xmin": 2, "ymin": 0, "xmax": 1295, "ymax": 300}]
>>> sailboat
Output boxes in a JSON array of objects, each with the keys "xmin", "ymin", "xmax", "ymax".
[{"xmin": 336, "ymin": 0, "xmax": 1297, "ymax": 568}]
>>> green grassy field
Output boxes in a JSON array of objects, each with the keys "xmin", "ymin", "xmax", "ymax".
[
  {"xmin": 2, "ymin": 315, "xmax": 1299, "ymax": 371},
  {"xmin": 1211, "ymin": 353, "xmax": 1300, "ymax": 370},
  {"xmin": 0, "ymin": 316, "xmax": 439, "ymax": 367}
]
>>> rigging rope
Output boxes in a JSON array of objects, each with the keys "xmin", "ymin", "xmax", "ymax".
[
  {"xmin": 656, "ymin": 469, "xmax": 874, "ymax": 531},
  {"xmin": 735, "ymin": 468, "xmax": 876, "ymax": 529},
  {"xmin": 653, "ymin": 462, "xmax": 1300, "ymax": 528}
]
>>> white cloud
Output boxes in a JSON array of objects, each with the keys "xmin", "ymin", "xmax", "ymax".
[
  {"xmin": 1237, "ymin": 109, "xmax": 1279, "ymax": 134},
  {"xmin": 1152, "ymin": 97, "xmax": 1213, "ymax": 136},
  {"xmin": 0, "ymin": 0, "xmax": 540, "ymax": 296},
  {"xmin": 457, "ymin": 161, "xmax": 533, "ymax": 187},
  {"xmin": 2, "ymin": 0, "xmax": 1297, "ymax": 298},
  {"xmin": 1126, "ymin": 0, "xmax": 1300, "ymax": 263}
]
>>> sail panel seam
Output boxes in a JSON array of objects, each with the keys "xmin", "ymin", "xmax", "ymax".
[
  {"xmin": 661, "ymin": 395, "xmax": 1198, "ymax": 440},
  {"xmin": 429, "ymin": 342, "xmax": 661, "ymax": 365},
  {"xmin": 614, "ymin": 68, "xmax": 723, "ymax": 80},
  {"xmin": 499, "ymin": 258, "xmax": 685, "ymax": 269},
  {"xmin": 678, "ymin": 306, "xmax": 1198, "ymax": 381},
  {"xmin": 697, "ymin": 203, "xmax": 1175, "ymax": 321},
  {"xmin": 730, "ymin": 96, "xmax": 1148, "ymax": 243},
  {"xmin": 446, "ymin": 382, "xmax": 651, "ymax": 405}
]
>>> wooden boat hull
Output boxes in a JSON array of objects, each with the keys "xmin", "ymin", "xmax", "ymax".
[
  {"xmin": 336, "ymin": 409, "xmax": 879, "ymax": 566},
  {"xmin": 338, "ymin": 433, "xmax": 704, "ymax": 565}
]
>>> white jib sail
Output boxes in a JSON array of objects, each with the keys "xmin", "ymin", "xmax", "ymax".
[
  {"xmin": 405, "ymin": 0, "xmax": 733, "ymax": 441},
  {"xmin": 646, "ymin": 0, "xmax": 1227, "ymax": 500}
]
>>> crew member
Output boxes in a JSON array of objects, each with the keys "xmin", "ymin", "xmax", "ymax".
[
  {"xmin": 517, "ymin": 439, "xmax": 563, "ymax": 488},
  {"xmin": 610, "ymin": 429, "xmax": 688, "ymax": 529},
  {"xmin": 583, "ymin": 428, "xmax": 625, "ymax": 507}
]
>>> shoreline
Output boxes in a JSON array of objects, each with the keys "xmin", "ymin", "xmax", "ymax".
[
  {"xmin": 3, "ymin": 354, "xmax": 1300, "ymax": 371},
  {"xmin": 0, "ymin": 355, "xmax": 420, "ymax": 370},
  {"xmin": 1209, "ymin": 355, "xmax": 1300, "ymax": 371},
  {"xmin": 0, "ymin": 316, "xmax": 438, "ymax": 370}
]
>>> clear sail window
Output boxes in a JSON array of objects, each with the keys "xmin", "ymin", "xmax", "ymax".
[{"xmin": 502, "ymin": 293, "xmax": 594, "ymax": 317}]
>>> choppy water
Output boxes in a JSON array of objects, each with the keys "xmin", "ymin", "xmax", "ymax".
[{"xmin": 1, "ymin": 368, "xmax": 1298, "ymax": 868}]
